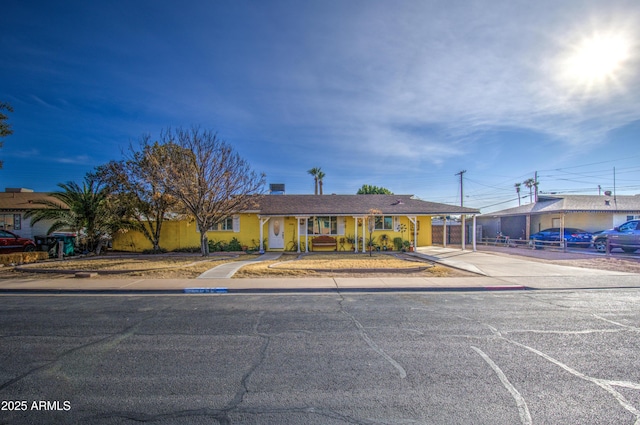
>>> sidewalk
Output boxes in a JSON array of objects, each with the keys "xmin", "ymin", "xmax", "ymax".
[{"xmin": 0, "ymin": 247, "xmax": 638, "ymax": 294}]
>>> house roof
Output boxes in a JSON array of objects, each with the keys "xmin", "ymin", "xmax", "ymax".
[
  {"xmin": 256, "ymin": 194, "xmax": 479, "ymax": 216},
  {"xmin": 483, "ymin": 195, "xmax": 640, "ymax": 217},
  {"xmin": 0, "ymin": 191, "xmax": 67, "ymax": 211}
]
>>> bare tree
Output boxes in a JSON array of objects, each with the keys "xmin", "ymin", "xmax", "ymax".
[
  {"xmin": 151, "ymin": 128, "xmax": 265, "ymax": 256},
  {"xmin": 365, "ymin": 208, "xmax": 382, "ymax": 256},
  {"xmin": 93, "ymin": 138, "xmax": 179, "ymax": 253},
  {"xmin": 0, "ymin": 102, "xmax": 13, "ymax": 169}
]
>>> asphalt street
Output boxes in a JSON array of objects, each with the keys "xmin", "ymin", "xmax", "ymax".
[{"xmin": 1, "ymin": 290, "xmax": 640, "ymax": 424}]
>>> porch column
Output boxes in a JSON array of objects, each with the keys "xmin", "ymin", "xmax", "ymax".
[
  {"xmin": 354, "ymin": 217, "xmax": 358, "ymax": 253},
  {"xmin": 259, "ymin": 217, "xmax": 270, "ymax": 253},
  {"xmin": 305, "ymin": 217, "xmax": 309, "ymax": 252},
  {"xmin": 472, "ymin": 215, "xmax": 477, "ymax": 252},
  {"xmin": 461, "ymin": 215, "xmax": 466, "ymax": 251},
  {"xmin": 561, "ymin": 213, "xmax": 566, "ymax": 251},
  {"xmin": 443, "ymin": 216, "xmax": 447, "ymax": 247}
]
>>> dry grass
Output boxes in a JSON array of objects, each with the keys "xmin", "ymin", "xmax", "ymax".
[
  {"xmin": 6, "ymin": 254, "xmax": 258, "ymax": 279},
  {"xmin": 272, "ymin": 253, "xmax": 427, "ymax": 270},
  {"xmin": 2, "ymin": 252, "xmax": 466, "ymax": 279},
  {"xmin": 234, "ymin": 253, "xmax": 464, "ymax": 278}
]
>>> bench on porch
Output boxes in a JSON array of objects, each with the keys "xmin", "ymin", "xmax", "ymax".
[{"xmin": 311, "ymin": 235, "xmax": 337, "ymax": 251}]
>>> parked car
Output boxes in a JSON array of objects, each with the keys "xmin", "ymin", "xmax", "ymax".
[
  {"xmin": 0, "ymin": 229, "xmax": 36, "ymax": 253},
  {"xmin": 593, "ymin": 220, "xmax": 640, "ymax": 253},
  {"xmin": 529, "ymin": 228, "xmax": 593, "ymax": 248}
]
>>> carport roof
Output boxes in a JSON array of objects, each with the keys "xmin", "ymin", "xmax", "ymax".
[
  {"xmin": 483, "ymin": 195, "xmax": 640, "ymax": 217},
  {"xmin": 256, "ymin": 194, "xmax": 480, "ymax": 216}
]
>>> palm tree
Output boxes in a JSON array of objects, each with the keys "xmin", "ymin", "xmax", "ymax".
[
  {"xmin": 24, "ymin": 178, "xmax": 122, "ymax": 254},
  {"xmin": 523, "ymin": 178, "xmax": 535, "ymax": 203},
  {"xmin": 514, "ymin": 183, "xmax": 522, "ymax": 206},
  {"xmin": 317, "ymin": 170, "xmax": 326, "ymax": 195},
  {"xmin": 307, "ymin": 167, "xmax": 321, "ymax": 195}
]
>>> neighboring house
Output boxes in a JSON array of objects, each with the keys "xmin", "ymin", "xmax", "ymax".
[
  {"xmin": 477, "ymin": 194, "xmax": 640, "ymax": 240},
  {"xmin": 113, "ymin": 194, "xmax": 480, "ymax": 252},
  {"xmin": 0, "ymin": 188, "xmax": 65, "ymax": 240}
]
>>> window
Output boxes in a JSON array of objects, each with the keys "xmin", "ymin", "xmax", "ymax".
[
  {"xmin": 619, "ymin": 221, "xmax": 639, "ymax": 232},
  {"xmin": 308, "ymin": 216, "xmax": 338, "ymax": 235},
  {"xmin": 0, "ymin": 214, "xmax": 20, "ymax": 230},
  {"xmin": 374, "ymin": 216, "xmax": 394, "ymax": 230},
  {"xmin": 211, "ymin": 217, "xmax": 233, "ymax": 231}
]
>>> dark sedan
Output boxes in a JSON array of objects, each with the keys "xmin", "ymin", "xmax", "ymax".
[
  {"xmin": 593, "ymin": 220, "xmax": 640, "ymax": 253},
  {"xmin": 0, "ymin": 229, "xmax": 36, "ymax": 253},
  {"xmin": 529, "ymin": 228, "xmax": 593, "ymax": 248}
]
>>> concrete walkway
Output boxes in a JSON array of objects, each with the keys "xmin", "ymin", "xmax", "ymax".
[{"xmin": 196, "ymin": 252, "xmax": 283, "ymax": 278}]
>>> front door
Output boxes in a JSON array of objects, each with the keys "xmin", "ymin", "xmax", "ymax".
[{"xmin": 269, "ymin": 217, "xmax": 285, "ymax": 249}]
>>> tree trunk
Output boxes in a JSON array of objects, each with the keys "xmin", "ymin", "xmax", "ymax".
[{"xmin": 200, "ymin": 232, "xmax": 209, "ymax": 256}]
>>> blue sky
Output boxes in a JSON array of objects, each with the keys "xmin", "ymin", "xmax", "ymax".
[{"xmin": 2, "ymin": 0, "xmax": 640, "ymax": 212}]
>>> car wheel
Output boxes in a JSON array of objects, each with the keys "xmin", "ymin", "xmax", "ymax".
[
  {"xmin": 622, "ymin": 247, "xmax": 638, "ymax": 253},
  {"xmin": 23, "ymin": 245, "xmax": 36, "ymax": 252},
  {"xmin": 594, "ymin": 238, "xmax": 607, "ymax": 253}
]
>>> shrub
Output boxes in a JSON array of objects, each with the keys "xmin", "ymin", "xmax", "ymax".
[
  {"xmin": 225, "ymin": 237, "xmax": 243, "ymax": 252},
  {"xmin": 208, "ymin": 239, "xmax": 224, "ymax": 252},
  {"xmin": 0, "ymin": 252, "xmax": 48, "ymax": 266},
  {"xmin": 393, "ymin": 237, "xmax": 404, "ymax": 251}
]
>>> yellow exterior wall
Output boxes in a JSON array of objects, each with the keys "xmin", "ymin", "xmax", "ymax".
[
  {"xmin": 530, "ymin": 212, "xmax": 615, "ymax": 234},
  {"xmin": 112, "ymin": 213, "xmax": 260, "ymax": 252},
  {"xmin": 112, "ymin": 214, "xmax": 435, "ymax": 252}
]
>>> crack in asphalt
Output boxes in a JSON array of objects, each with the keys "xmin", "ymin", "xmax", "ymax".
[
  {"xmin": 0, "ymin": 312, "xmax": 160, "ymax": 392},
  {"xmin": 93, "ymin": 405, "xmax": 380, "ymax": 424},
  {"xmin": 484, "ymin": 324, "xmax": 640, "ymax": 424},
  {"xmin": 471, "ymin": 346, "xmax": 532, "ymax": 425},
  {"xmin": 337, "ymin": 293, "xmax": 407, "ymax": 379},
  {"xmin": 90, "ymin": 309, "xmax": 376, "ymax": 424}
]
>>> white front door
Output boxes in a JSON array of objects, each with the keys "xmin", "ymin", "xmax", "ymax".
[{"xmin": 269, "ymin": 217, "xmax": 285, "ymax": 249}]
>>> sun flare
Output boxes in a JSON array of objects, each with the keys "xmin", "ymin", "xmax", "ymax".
[{"xmin": 564, "ymin": 33, "xmax": 631, "ymax": 84}]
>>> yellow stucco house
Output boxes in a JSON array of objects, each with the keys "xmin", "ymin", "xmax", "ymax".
[{"xmin": 112, "ymin": 194, "xmax": 480, "ymax": 253}]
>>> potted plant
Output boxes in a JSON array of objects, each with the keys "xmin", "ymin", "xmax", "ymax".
[
  {"xmin": 345, "ymin": 234, "xmax": 356, "ymax": 251},
  {"xmin": 402, "ymin": 240, "xmax": 411, "ymax": 252},
  {"xmin": 379, "ymin": 234, "xmax": 389, "ymax": 251}
]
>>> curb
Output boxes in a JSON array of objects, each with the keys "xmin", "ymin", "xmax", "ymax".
[{"xmin": 0, "ymin": 285, "xmax": 529, "ymax": 295}]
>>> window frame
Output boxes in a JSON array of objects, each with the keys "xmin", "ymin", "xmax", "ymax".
[
  {"xmin": 211, "ymin": 217, "xmax": 234, "ymax": 232},
  {"xmin": 0, "ymin": 214, "xmax": 17, "ymax": 230},
  {"xmin": 374, "ymin": 216, "xmax": 394, "ymax": 230},
  {"xmin": 308, "ymin": 216, "xmax": 338, "ymax": 235}
]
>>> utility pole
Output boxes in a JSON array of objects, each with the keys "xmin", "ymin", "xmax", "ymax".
[{"xmin": 455, "ymin": 170, "xmax": 466, "ymax": 207}]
